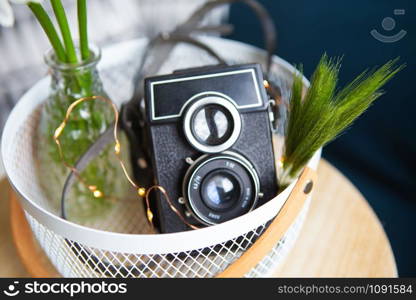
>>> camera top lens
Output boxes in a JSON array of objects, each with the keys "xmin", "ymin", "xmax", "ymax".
[
  {"xmin": 200, "ymin": 169, "xmax": 242, "ymax": 211},
  {"xmin": 183, "ymin": 95, "xmax": 241, "ymax": 153},
  {"xmin": 192, "ymin": 104, "xmax": 234, "ymax": 146}
]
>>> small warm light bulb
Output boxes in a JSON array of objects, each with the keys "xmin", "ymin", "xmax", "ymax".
[
  {"xmin": 54, "ymin": 124, "xmax": 65, "ymax": 139},
  {"xmin": 278, "ymin": 156, "xmax": 285, "ymax": 168},
  {"xmin": 146, "ymin": 208, "xmax": 154, "ymax": 223},
  {"xmin": 93, "ymin": 190, "xmax": 103, "ymax": 198},
  {"xmin": 138, "ymin": 187, "xmax": 146, "ymax": 197},
  {"xmin": 263, "ymin": 80, "xmax": 270, "ymax": 89},
  {"xmin": 115, "ymin": 142, "xmax": 121, "ymax": 154}
]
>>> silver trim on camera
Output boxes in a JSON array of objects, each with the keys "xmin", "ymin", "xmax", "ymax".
[
  {"xmin": 183, "ymin": 151, "xmax": 261, "ymax": 226},
  {"xmin": 183, "ymin": 96, "xmax": 242, "ymax": 153}
]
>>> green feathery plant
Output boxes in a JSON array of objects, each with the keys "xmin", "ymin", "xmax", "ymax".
[{"xmin": 280, "ymin": 54, "xmax": 404, "ymax": 187}]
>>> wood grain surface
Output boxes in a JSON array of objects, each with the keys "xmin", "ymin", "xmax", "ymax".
[
  {"xmin": 9, "ymin": 189, "xmax": 60, "ymax": 278},
  {"xmin": 0, "ymin": 180, "xmax": 28, "ymax": 277},
  {"xmin": 0, "ymin": 160, "xmax": 397, "ymax": 277},
  {"xmin": 273, "ymin": 160, "xmax": 397, "ymax": 277}
]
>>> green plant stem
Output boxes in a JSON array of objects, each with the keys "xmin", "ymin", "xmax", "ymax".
[
  {"xmin": 28, "ymin": 3, "xmax": 67, "ymax": 62},
  {"xmin": 51, "ymin": 0, "xmax": 78, "ymax": 63},
  {"xmin": 77, "ymin": 0, "xmax": 90, "ymax": 60}
]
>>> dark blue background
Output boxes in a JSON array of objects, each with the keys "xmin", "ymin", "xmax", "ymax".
[{"xmin": 229, "ymin": 0, "xmax": 415, "ymax": 276}]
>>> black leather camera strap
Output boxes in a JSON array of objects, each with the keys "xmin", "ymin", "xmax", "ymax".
[
  {"xmin": 59, "ymin": 0, "xmax": 280, "ymax": 277},
  {"xmin": 177, "ymin": 0, "xmax": 276, "ymax": 74}
]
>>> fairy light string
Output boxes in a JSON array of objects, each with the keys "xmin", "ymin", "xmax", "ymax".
[
  {"xmin": 263, "ymin": 79, "xmax": 285, "ymax": 168},
  {"xmin": 53, "ymin": 95, "xmax": 199, "ymax": 230}
]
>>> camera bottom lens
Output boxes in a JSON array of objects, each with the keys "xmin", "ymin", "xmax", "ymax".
[
  {"xmin": 183, "ymin": 152, "xmax": 260, "ymax": 225},
  {"xmin": 200, "ymin": 169, "xmax": 242, "ymax": 212}
]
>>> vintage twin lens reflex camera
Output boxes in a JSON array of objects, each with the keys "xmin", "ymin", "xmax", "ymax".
[{"xmin": 143, "ymin": 63, "xmax": 278, "ymax": 233}]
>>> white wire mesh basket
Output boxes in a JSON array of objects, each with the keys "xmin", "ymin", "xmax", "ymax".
[{"xmin": 2, "ymin": 37, "xmax": 320, "ymax": 278}]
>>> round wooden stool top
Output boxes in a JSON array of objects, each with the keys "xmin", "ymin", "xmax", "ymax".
[{"xmin": 2, "ymin": 160, "xmax": 397, "ymax": 277}]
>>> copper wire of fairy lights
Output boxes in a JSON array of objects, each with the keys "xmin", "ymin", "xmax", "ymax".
[
  {"xmin": 263, "ymin": 79, "xmax": 285, "ymax": 168},
  {"xmin": 53, "ymin": 95, "xmax": 199, "ymax": 230}
]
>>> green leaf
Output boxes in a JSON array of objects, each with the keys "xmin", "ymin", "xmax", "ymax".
[
  {"xmin": 28, "ymin": 2, "xmax": 67, "ymax": 62},
  {"xmin": 51, "ymin": 0, "xmax": 78, "ymax": 63}
]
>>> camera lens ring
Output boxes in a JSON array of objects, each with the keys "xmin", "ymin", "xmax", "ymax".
[
  {"xmin": 182, "ymin": 151, "xmax": 260, "ymax": 226},
  {"xmin": 183, "ymin": 96, "xmax": 242, "ymax": 153},
  {"xmin": 200, "ymin": 168, "xmax": 244, "ymax": 212}
]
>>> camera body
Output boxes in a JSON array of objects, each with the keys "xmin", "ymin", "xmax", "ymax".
[{"xmin": 143, "ymin": 64, "xmax": 278, "ymax": 233}]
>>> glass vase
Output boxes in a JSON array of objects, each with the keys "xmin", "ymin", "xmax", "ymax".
[{"xmin": 36, "ymin": 45, "xmax": 130, "ymax": 222}]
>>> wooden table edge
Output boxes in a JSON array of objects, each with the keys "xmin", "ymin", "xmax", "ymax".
[{"xmin": 9, "ymin": 187, "xmax": 60, "ymax": 277}]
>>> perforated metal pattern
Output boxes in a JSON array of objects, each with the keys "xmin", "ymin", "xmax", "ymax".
[{"xmin": 25, "ymin": 202, "xmax": 309, "ymax": 278}]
